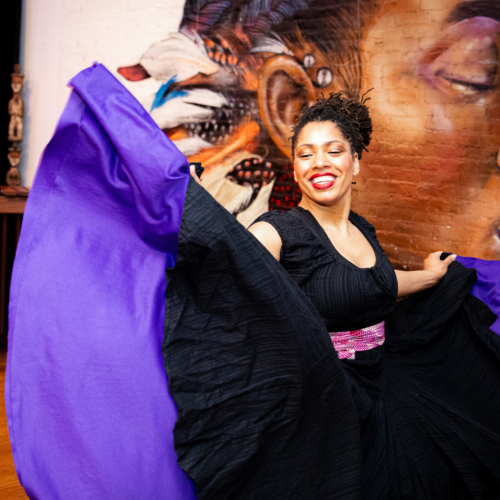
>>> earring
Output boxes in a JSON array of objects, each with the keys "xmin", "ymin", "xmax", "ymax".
[
  {"xmin": 316, "ymin": 67, "xmax": 333, "ymax": 88},
  {"xmin": 303, "ymin": 54, "xmax": 315, "ymax": 68}
]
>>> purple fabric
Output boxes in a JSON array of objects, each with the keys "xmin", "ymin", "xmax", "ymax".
[
  {"xmin": 5, "ymin": 64, "xmax": 197, "ymax": 499},
  {"xmin": 457, "ymin": 256, "xmax": 500, "ymax": 335}
]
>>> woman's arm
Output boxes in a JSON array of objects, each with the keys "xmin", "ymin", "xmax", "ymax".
[
  {"xmin": 395, "ymin": 251, "xmax": 456, "ymax": 297},
  {"xmin": 248, "ymin": 222, "xmax": 282, "ymax": 261}
]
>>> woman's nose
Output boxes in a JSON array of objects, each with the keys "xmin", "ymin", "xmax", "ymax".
[{"xmin": 313, "ymin": 151, "xmax": 330, "ymax": 168}]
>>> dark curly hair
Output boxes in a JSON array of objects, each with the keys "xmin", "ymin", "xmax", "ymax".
[{"xmin": 291, "ymin": 91, "xmax": 373, "ymax": 159}]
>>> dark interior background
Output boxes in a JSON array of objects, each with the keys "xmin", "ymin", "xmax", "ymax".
[{"xmin": 1, "ymin": 0, "xmax": 23, "ymax": 184}]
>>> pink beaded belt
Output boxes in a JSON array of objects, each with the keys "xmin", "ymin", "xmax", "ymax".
[{"xmin": 329, "ymin": 321, "xmax": 385, "ymax": 360}]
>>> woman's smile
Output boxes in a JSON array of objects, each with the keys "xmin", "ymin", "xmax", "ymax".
[{"xmin": 309, "ymin": 172, "xmax": 337, "ymax": 189}]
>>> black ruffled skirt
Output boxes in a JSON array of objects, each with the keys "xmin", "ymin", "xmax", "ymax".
[{"xmin": 163, "ymin": 179, "xmax": 500, "ymax": 499}]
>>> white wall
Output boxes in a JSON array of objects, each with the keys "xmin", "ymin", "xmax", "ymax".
[{"xmin": 20, "ymin": 0, "xmax": 185, "ymax": 185}]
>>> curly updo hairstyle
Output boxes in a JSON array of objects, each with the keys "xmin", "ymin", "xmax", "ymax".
[{"xmin": 291, "ymin": 91, "xmax": 373, "ymax": 159}]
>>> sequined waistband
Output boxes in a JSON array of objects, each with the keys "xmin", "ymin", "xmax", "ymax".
[{"xmin": 329, "ymin": 321, "xmax": 385, "ymax": 360}]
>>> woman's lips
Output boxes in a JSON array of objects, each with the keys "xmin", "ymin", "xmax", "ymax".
[{"xmin": 310, "ymin": 174, "xmax": 336, "ymax": 190}]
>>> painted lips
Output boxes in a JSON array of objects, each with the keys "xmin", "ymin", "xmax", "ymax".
[{"xmin": 310, "ymin": 173, "xmax": 336, "ymax": 190}]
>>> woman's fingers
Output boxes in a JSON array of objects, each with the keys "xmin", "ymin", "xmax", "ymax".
[
  {"xmin": 435, "ymin": 253, "xmax": 456, "ymax": 279},
  {"xmin": 423, "ymin": 251, "xmax": 456, "ymax": 281},
  {"xmin": 189, "ymin": 164, "xmax": 202, "ymax": 185},
  {"xmin": 443, "ymin": 254, "xmax": 457, "ymax": 266}
]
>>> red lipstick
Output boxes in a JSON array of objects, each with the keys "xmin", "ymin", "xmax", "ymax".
[{"xmin": 309, "ymin": 172, "xmax": 336, "ymax": 190}]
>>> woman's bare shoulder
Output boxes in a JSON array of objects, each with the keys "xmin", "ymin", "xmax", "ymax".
[{"xmin": 248, "ymin": 221, "xmax": 282, "ymax": 261}]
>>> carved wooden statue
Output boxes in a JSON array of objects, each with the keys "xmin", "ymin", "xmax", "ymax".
[
  {"xmin": 8, "ymin": 65, "xmax": 24, "ymax": 143},
  {"xmin": 7, "ymin": 146, "xmax": 22, "ymax": 186},
  {"xmin": 6, "ymin": 64, "xmax": 25, "ymax": 187}
]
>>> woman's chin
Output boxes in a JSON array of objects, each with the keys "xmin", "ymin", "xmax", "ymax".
[{"xmin": 305, "ymin": 184, "xmax": 352, "ymax": 205}]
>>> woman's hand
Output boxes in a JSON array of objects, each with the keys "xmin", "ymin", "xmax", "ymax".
[
  {"xmin": 395, "ymin": 251, "xmax": 456, "ymax": 298},
  {"xmin": 423, "ymin": 251, "xmax": 457, "ymax": 285},
  {"xmin": 189, "ymin": 164, "xmax": 202, "ymax": 185}
]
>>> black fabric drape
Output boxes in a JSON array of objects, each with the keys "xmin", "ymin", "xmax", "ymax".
[
  {"xmin": 163, "ymin": 179, "xmax": 500, "ymax": 499},
  {"xmin": 164, "ymin": 179, "xmax": 361, "ymax": 499}
]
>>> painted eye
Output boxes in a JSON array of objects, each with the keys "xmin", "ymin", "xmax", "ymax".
[
  {"xmin": 316, "ymin": 67, "xmax": 333, "ymax": 88},
  {"xmin": 432, "ymin": 35, "xmax": 498, "ymax": 94},
  {"xmin": 420, "ymin": 17, "xmax": 500, "ymax": 97},
  {"xmin": 303, "ymin": 54, "xmax": 315, "ymax": 68}
]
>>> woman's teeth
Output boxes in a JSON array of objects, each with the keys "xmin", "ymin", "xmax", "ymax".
[{"xmin": 311, "ymin": 175, "xmax": 336, "ymax": 184}]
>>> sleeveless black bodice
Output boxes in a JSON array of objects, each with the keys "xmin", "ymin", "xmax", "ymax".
[{"xmin": 254, "ymin": 207, "xmax": 398, "ymax": 332}]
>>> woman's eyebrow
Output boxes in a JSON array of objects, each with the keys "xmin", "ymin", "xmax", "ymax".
[
  {"xmin": 324, "ymin": 140, "xmax": 344, "ymax": 147},
  {"xmin": 446, "ymin": 0, "xmax": 500, "ymax": 24},
  {"xmin": 297, "ymin": 140, "xmax": 344, "ymax": 149}
]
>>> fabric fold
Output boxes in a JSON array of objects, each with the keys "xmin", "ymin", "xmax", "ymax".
[
  {"xmin": 457, "ymin": 256, "xmax": 500, "ymax": 335},
  {"xmin": 6, "ymin": 64, "xmax": 196, "ymax": 499},
  {"xmin": 164, "ymin": 179, "xmax": 361, "ymax": 500}
]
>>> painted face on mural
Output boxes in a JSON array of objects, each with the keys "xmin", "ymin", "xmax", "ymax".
[
  {"xmin": 360, "ymin": 0, "xmax": 500, "ymax": 265},
  {"xmin": 119, "ymin": 0, "xmax": 500, "ymax": 266}
]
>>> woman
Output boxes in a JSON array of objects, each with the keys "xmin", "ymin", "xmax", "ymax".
[
  {"xmin": 249, "ymin": 93, "xmax": 457, "ymax": 298},
  {"xmin": 167, "ymin": 93, "xmax": 500, "ymax": 499},
  {"xmin": 7, "ymin": 65, "xmax": 500, "ymax": 499}
]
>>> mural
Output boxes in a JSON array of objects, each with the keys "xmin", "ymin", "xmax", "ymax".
[{"xmin": 118, "ymin": 0, "xmax": 500, "ymax": 268}]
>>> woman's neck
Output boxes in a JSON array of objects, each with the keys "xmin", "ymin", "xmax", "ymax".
[{"xmin": 298, "ymin": 193, "xmax": 352, "ymax": 233}]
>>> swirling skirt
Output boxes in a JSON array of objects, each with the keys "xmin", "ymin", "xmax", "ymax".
[{"xmin": 164, "ymin": 179, "xmax": 500, "ymax": 500}]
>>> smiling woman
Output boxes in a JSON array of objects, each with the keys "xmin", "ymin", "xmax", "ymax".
[
  {"xmin": 250, "ymin": 93, "xmax": 455, "ymax": 288},
  {"xmin": 290, "ymin": 92, "xmax": 370, "ymax": 209}
]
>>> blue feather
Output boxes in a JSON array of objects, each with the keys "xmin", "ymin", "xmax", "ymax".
[{"xmin": 150, "ymin": 76, "xmax": 188, "ymax": 112}]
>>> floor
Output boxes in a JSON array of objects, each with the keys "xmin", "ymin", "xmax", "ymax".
[{"xmin": 0, "ymin": 350, "xmax": 28, "ymax": 499}]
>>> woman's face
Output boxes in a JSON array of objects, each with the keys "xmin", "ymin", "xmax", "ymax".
[{"xmin": 294, "ymin": 121, "xmax": 359, "ymax": 208}]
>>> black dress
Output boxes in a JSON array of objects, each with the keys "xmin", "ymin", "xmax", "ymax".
[{"xmin": 163, "ymin": 179, "xmax": 500, "ymax": 500}]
